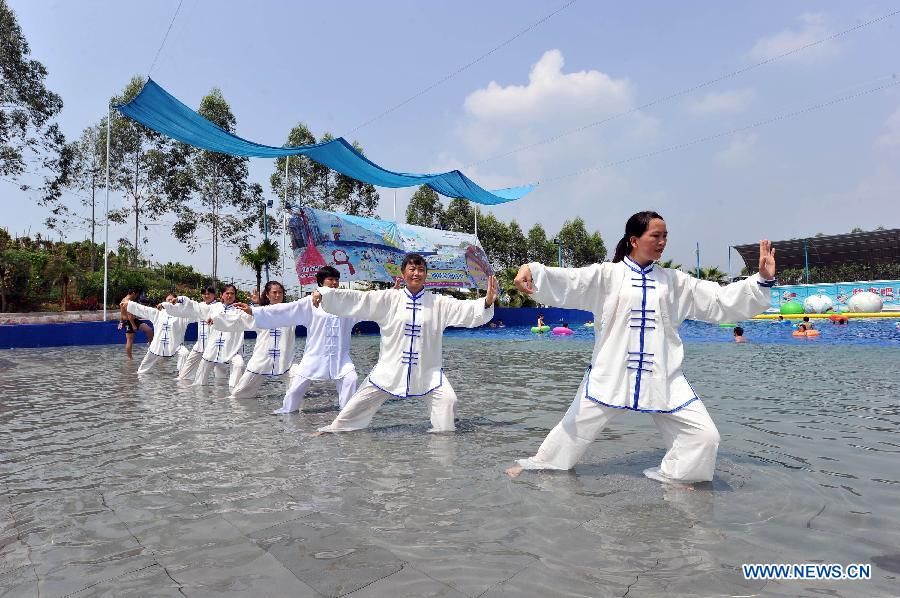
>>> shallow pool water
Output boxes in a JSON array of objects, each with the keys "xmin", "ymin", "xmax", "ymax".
[{"xmin": 1, "ymin": 331, "xmax": 899, "ymax": 596}]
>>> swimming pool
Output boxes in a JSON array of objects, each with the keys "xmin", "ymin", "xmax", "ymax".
[
  {"xmin": 451, "ymin": 318, "xmax": 900, "ymax": 346},
  {"xmin": 2, "ymin": 333, "xmax": 899, "ymax": 595}
]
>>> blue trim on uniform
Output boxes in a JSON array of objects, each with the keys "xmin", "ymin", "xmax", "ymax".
[
  {"xmin": 585, "ymin": 366, "xmax": 698, "ymax": 413},
  {"xmin": 369, "ymin": 369, "xmax": 443, "ymax": 398},
  {"xmin": 757, "ymin": 278, "xmax": 777, "ymax": 287},
  {"xmin": 402, "ymin": 290, "xmax": 425, "ymax": 396}
]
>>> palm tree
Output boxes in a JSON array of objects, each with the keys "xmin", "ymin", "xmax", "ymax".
[
  {"xmin": 657, "ymin": 259, "xmax": 682, "ymax": 270},
  {"xmin": 697, "ymin": 266, "xmax": 726, "ymax": 283},
  {"xmin": 239, "ymin": 239, "xmax": 280, "ymax": 295},
  {"xmin": 43, "ymin": 251, "xmax": 80, "ymax": 311}
]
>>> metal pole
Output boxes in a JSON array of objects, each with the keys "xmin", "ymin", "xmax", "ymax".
[
  {"xmin": 474, "ymin": 204, "xmax": 478, "ymax": 238},
  {"xmin": 727, "ymin": 246, "xmax": 732, "ymax": 281},
  {"xmin": 102, "ymin": 105, "xmax": 112, "ymax": 321},
  {"xmin": 695, "ymin": 242, "xmax": 700, "ymax": 278},
  {"xmin": 804, "ymin": 240, "xmax": 809, "ymax": 284},
  {"xmin": 393, "ymin": 189, "xmax": 397, "ymax": 222}
]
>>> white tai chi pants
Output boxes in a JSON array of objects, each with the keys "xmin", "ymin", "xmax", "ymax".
[
  {"xmin": 139, "ymin": 347, "xmax": 189, "ymax": 375},
  {"xmin": 517, "ymin": 375, "xmax": 721, "ymax": 483},
  {"xmin": 273, "ymin": 370, "xmax": 359, "ymax": 414},
  {"xmin": 177, "ymin": 350, "xmax": 204, "ymax": 381},
  {"xmin": 228, "ymin": 371, "xmax": 291, "ymax": 400},
  {"xmin": 317, "ymin": 377, "xmax": 458, "ymax": 433},
  {"xmin": 192, "ymin": 354, "xmax": 245, "ymax": 388}
]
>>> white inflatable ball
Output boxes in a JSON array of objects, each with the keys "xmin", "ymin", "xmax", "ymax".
[
  {"xmin": 803, "ymin": 294, "xmax": 833, "ymax": 314},
  {"xmin": 847, "ymin": 291, "xmax": 883, "ymax": 313}
]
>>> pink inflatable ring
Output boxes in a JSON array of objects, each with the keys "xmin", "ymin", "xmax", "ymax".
[{"xmin": 552, "ymin": 326, "xmax": 574, "ymax": 336}]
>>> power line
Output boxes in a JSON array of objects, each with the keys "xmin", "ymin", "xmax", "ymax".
[
  {"xmin": 346, "ymin": 0, "xmax": 576, "ymax": 135},
  {"xmin": 148, "ymin": 0, "xmax": 186, "ymax": 77},
  {"xmin": 539, "ymin": 76, "xmax": 900, "ymax": 185},
  {"xmin": 468, "ymin": 8, "xmax": 900, "ymax": 168}
]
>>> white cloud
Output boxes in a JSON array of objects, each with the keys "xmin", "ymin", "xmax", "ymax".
[
  {"xmin": 749, "ymin": 13, "xmax": 838, "ymax": 63},
  {"xmin": 714, "ymin": 133, "xmax": 758, "ymax": 167},
  {"xmin": 876, "ymin": 107, "xmax": 900, "ymax": 147},
  {"xmin": 463, "ymin": 49, "xmax": 634, "ymax": 125},
  {"xmin": 688, "ymin": 89, "xmax": 756, "ymax": 115}
]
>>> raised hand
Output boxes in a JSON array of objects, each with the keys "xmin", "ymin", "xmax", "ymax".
[
  {"xmin": 233, "ymin": 302, "xmax": 253, "ymax": 315},
  {"xmin": 392, "ymin": 278, "xmax": 403, "ymax": 290},
  {"xmin": 485, "ymin": 275, "xmax": 498, "ymax": 307},
  {"xmin": 311, "ymin": 290, "xmax": 323, "ymax": 308},
  {"xmin": 758, "ymin": 240, "xmax": 776, "ymax": 280},
  {"xmin": 513, "ymin": 264, "xmax": 534, "ymax": 295},
  {"xmin": 250, "ymin": 289, "xmax": 260, "ymax": 304}
]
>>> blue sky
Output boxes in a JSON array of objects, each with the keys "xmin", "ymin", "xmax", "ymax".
[{"xmin": 5, "ymin": 0, "xmax": 900, "ymax": 285}]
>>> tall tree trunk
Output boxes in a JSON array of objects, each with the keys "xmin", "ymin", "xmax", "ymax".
[
  {"xmin": 61, "ymin": 280, "xmax": 67, "ymax": 311},
  {"xmin": 255, "ymin": 268, "xmax": 261, "ymax": 296}
]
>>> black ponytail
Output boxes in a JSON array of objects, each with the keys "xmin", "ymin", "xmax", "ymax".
[{"xmin": 611, "ymin": 211, "xmax": 664, "ymax": 263}]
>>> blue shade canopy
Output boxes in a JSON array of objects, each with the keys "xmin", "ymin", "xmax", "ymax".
[{"xmin": 116, "ymin": 79, "xmax": 534, "ymax": 206}]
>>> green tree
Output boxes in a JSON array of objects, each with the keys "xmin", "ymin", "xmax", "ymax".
[
  {"xmin": 0, "ymin": 248, "xmax": 32, "ymax": 311},
  {"xmin": 505, "ymin": 220, "xmax": 528, "ymax": 269},
  {"xmin": 0, "ymin": 0, "xmax": 67, "ymax": 190},
  {"xmin": 476, "ymin": 211, "xmax": 509, "ymax": 270},
  {"xmin": 167, "ymin": 88, "xmax": 260, "ymax": 279},
  {"xmin": 61, "ymin": 124, "xmax": 106, "ymax": 270},
  {"xmin": 239, "ymin": 239, "xmax": 281, "ymax": 295},
  {"xmin": 43, "ymin": 249, "xmax": 79, "ymax": 310},
  {"xmin": 526, "ymin": 223, "xmax": 556, "ymax": 265},
  {"xmin": 850, "ymin": 227, "xmax": 864, "ymax": 233},
  {"xmin": 556, "ymin": 217, "xmax": 606, "ymax": 266},
  {"xmin": 658, "ymin": 259, "xmax": 681, "ymax": 270},
  {"xmin": 441, "ymin": 198, "xmax": 473, "ymax": 233},
  {"xmin": 405, "ymin": 185, "xmax": 444, "ymax": 228},
  {"xmin": 270, "ymin": 123, "xmax": 317, "ymax": 212},
  {"xmin": 696, "ymin": 266, "xmax": 726, "ymax": 282}
]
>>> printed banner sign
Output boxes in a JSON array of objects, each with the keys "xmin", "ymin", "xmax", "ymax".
[
  {"xmin": 289, "ymin": 207, "xmax": 493, "ymax": 288},
  {"xmin": 771, "ymin": 280, "xmax": 900, "ymax": 309}
]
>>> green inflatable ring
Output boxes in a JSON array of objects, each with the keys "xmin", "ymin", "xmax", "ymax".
[
  {"xmin": 584, "ymin": 322, "xmax": 594, "ymax": 328},
  {"xmin": 718, "ymin": 323, "xmax": 737, "ymax": 328},
  {"xmin": 531, "ymin": 325, "xmax": 551, "ymax": 333}
]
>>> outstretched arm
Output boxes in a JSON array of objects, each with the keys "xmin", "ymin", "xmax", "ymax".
[
  {"xmin": 125, "ymin": 300, "xmax": 159, "ymax": 322},
  {"xmin": 163, "ymin": 296, "xmax": 210, "ymax": 320},
  {"xmin": 315, "ymin": 287, "xmax": 393, "ymax": 323},
  {"xmin": 684, "ymin": 240, "xmax": 776, "ymax": 323},
  {"xmin": 211, "ymin": 310, "xmax": 254, "ymax": 332},
  {"xmin": 244, "ymin": 297, "xmax": 314, "ymax": 329},
  {"xmin": 515, "ymin": 262, "xmax": 605, "ymax": 311}
]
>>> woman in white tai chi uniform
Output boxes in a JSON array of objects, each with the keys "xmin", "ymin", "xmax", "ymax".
[
  {"xmin": 212, "ymin": 281, "xmax": 295, "ymax": 400},
  {"xmin": 167, "ymin": 284, "xmax": 245, "ymax": 387},
  {"xmin": 125, "ymin": 292, "xmax": 190, "ymax": 374},
  {"xmin": 238, "ymin": 266, "xmax": 361, "ymax": 414},
  {"xmin": 166, "ymin": 285, "xmax": 218, "ymax": 382},
  {"xmin": 506, "ymin": 211, "xmax": 777, "ymax": 483},
  {"xmin": 312, "ymin": 253, "xmax": 498, "ymax": 434}
]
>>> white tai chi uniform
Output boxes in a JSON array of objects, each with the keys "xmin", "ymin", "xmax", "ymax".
[
  {"xmin": 126, "ymin": 301, "xmax": 190, "ymax": 374},
  {"xmin": 164, "ymin": 297, "xmax": 218, "ymax": 381},
  {"xmin": 316, "ymin": 286, "xmax": 494, "ymax": 433},
  {"xmin": 516, "ymin": 256, "xmax": 773, "ymax": 482},
  {"xmin": 250, "ymin": 296, "xmax": 358, "ymax": 414},
  {"xmin": 211, "ymin": 309, "xmax": 295, "ymax": 399},
  {"xmin": 166, "ymin": 297, "xmax": 245, "ymax": 386}
]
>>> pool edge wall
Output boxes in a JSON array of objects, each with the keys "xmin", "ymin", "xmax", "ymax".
[{"xmin": 0, "ymin": 307, "xmax": 591, "ymax": 349}]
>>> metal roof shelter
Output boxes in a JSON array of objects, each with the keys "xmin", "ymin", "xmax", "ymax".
[{"xmin": 732, "ymin": 228, "xmax": 900, "ymax": 280}]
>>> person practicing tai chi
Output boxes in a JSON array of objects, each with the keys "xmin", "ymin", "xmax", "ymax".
[
  {"xmin": 506, "ymin": 211, "xmax": 776, "ymax": 483},
  {"xmin": 312, "ymin": 253, "xmax": 498, "ymax": 434},
  {"xmin": 119, "ymin": 289, "xmax": 154, "ymax": 359},
  {"xmin": 166, "ymin": 284, "xmax": 245, "ymax": 387},
  {"xmin": 237, "ymin": 267, "xmax": 361, "ymax": 414},
  {"xmin": 212, "ymin": 281, "xmax": 296, "ymax": 400},
  {"xmin": 165, "ymin": 285, "xmax": 219, "ymax": 381},
  {"xmin": 124, "ymin": 292, "xmax": 191, "ymax": 374}
]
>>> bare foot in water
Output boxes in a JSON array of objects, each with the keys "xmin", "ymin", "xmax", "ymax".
[{"xmin": 505, "ymin": 465, "xmax": 523, "ymax": 478}]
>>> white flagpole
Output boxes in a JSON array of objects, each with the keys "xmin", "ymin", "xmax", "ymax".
[
  {"xmin": 393, "ymin": 189, "xmax": 397, "ymax": 222},
  {"xmin": 474, "ymin": 204, "xmax": 478, "ymax": 238},
  {"xmin": 102, "ymin": 104, "xmax": 112, "ymax": 321}
]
